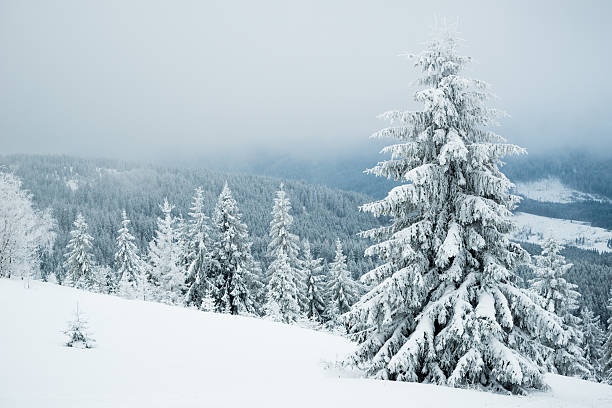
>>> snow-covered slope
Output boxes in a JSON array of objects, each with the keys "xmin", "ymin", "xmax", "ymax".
[
  {"xmin": 1, "ymin": 279, "xmax": 611, "ymax": 408},
  {"xmin": 512, "ymin": 212, "xmax": 612, "ymax": 252},
  {"xmin": 514, "ymin": 177, "xmax": 610, "ymax": 203}
]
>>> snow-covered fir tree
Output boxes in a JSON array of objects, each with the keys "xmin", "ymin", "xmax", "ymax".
[
  {"xmin": 302, "ymin": 240, "xmax": 327, "ymax": 321},
  {"xmin": 267, "ymin": 184, "xmax": 305, "ymax": 311},
  {"xmin": 147, "ymin": 199, "xmax": 184, "ymax": 304},
  {"xmin": 115, "ymin": 210, "xmax": 143, "ymax": 298},
  {"xmin": 345, "ymin": 30, "xmax": 567, "ymax": 394},
  {"xmin": 529, "ymin": 239, "xmax": 590, "ymax": 377},
  {"xmin": 328, "ymin": 239, "xmax": 360, "ymax": 318},
  {"xmin": 184, "ymin": 187, "xmax": 213, "ymax": 307},
  {"xmin": 0, "ymin": 172, "xmax": 55, "ymax": 280},
  {"xmin": 63, "ymin": 213, "xmax": 97, "ymax": 290},
  {"xmin": 96, "ymin": 265, "xmax": 117, "ymax": 294},
  {"xmin": 64, "ymin": 304, "xmax": 95, "ymax": 348},
  {"xmin": 209, "ymin": 183, "xmax": 256, "ymax": 315},
  {"xmin": 265, "ymin": 250, "xmax": 300, "ymax": 323},
  {"xmin": 201, "ymin": 289, "xmax": 216, "ymax": 312},
  {"xmin": 580, "ymin": 307, "xmax": 604, "ymax": 380},
  {"xmin": 602, "ymin": 290, "xmax": 612, "ymax": 384}
]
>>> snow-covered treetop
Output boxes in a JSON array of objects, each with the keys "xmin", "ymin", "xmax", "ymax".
[{"xmin": 268, "ymin": 184, "xmax": 300, "ymax": 262}]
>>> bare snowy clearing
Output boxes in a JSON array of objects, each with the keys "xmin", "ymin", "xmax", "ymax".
[
  {"xmin": 512, "ymin": 212, "xmax": 612, "ymax": 253},
  {"xmin": 1, "ymin": 279, "xmax": 611, "ymax": 408},
  {"xmin": 514, "ymin": 177, "xmax": 610, "ymax": 204}
]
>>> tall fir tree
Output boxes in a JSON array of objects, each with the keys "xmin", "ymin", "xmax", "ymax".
[
  {"xmin": 264, "ymin": 250, "xmax": 301, "ymax": 323},
  {"xmin": 302, "ymin": 240, "xmax": 327, "ymax": 321},
  {"xmin": 115, "ymin": 210, "xmax": 143, "ymax": 298},
  {"xmin": 602, "ymin": 290, "xmax": 612, "ymax": 384},
  {"xmin": 147, "ymin": 198, "xmax": 184, "ymax": 304},
  {"xmin": 580, "ymin": 307, "xmax": 604, "ymax": 380},
  {"xmin": 345, "ymin": 30, "xmax": 566, "ymax": 394},
  {"xmin": 267, "ymin": 184, "xmax": 305, "ymax": 310},
  {"xmin": 63, "ymin": 213, "xmax": 96, "ymax": 290},
  {"xmin": 209, "ymin": 183, "xmax": 256, "ymax": 315},
  {"xmin": 328, "ymin": 239, "xmax": 360, "ymax": 317},
  {"xmin": 184, "ymin": 187, "xmax": 213, "ymax": 307},
  {"xmin": 529, "ymin": 239, "xmax": 590, "ymax": 377}
]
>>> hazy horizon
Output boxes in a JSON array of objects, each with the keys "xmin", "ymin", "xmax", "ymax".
[{"xmin": 2, "ymin": 1, "xmax": 611, "ymax": 161}]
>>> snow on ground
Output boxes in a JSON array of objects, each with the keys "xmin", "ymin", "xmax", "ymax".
[
  {"xmin": 512, "ymin": 212, "xmax": 612, "ymax": 252},
  {"xmin": 1, "ymin": 279, "xmax": 611, "ymax": 408},
  {"xmin": 514, "ymin": 177, "xmax": 610, "ymax": 203}
]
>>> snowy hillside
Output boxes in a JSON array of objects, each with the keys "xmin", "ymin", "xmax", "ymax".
[
  {"xmin": 1, "ymin": 279, "xmax": 611, "ymax": 408},
  {"xmin": 512, "ymin": 212, "xmax": 612, "ymax": 253},
  {"xmin": 514, "ymin": 177, "xmax": 610, "ymax": 204}
]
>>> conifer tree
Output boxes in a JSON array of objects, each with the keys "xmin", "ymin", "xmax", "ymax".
[
  {"xmin": 345, "ymin": 30, "xmax": 566, "ymax": 394},
  {"xmin": 184, "ymin": 188, "xmax": 212, "ymax": 307},
  {"xmin": 265, "ymin": 250, "xmax": 300, "ymax": 323},
  {"xmin": 63, "ymin": 213, "xmax": 96, "ymax": 290},
  {"xmin": 529, "ymin": 239, "xmax": 590, "ymax": 377},
  {"xmin": 115, "ymin": 210, "xmax": 143, "ymax": 298},
  {"xmin": 302, "ymin": 240, "xmax": 327, "ymax": 321},
  {"xmin": 581, "ymin": 307, "xmax": 604, "ymax": 380},
  {"xmin": 147, "ymin": 199, "xmax": 184, "ymax": 304},
  {"xmin": 602, "ymin": 290, "xmax": 612, "ymax": 384},
  {"xmin": 209, "ymin": 183, "xmax": 256, "ymax": 315},
  {"xmin": 329, "ymin": 239, "xmax": 360, "ymax": 317},
  {"xmin": 267, "ymin": 184, "xmax": 305, "ymax": 310}
]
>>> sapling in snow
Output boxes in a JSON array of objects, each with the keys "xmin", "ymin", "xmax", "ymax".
[{"xmin": 64, "ymin": 304, "xmax": 95, "ymax": 349}]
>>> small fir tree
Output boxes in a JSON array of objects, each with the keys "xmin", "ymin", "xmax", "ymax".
[
  {"xmin": 147, "ymin": 199, "xmax": 184, "ymax": 304},
  {"xmin": 529, "ymin": 239, "xmax": 590, "ymax": 377},
  {"xmin": 581, "ymin": 307, "xmax": 604, "ymax": 380},
  {"xmin": 267, "ymin": 184, "xmax": 305, "ymax": 310},
  {"xmin": 328, "ymin": 239, "xmax": 360, "ymax": 317},
  {"xmin": 602, "ymin": 290, "xmax": 612, "ymax": 384},
  {"xmin": 64, "ymin": 304, "xmax": 95, "ymax": 348},
  {"xmin": 63, "ymin": 213, "xmax": 96, "ymax": 290},
  {"xmin": 184, "ymin": 188, "xmax": 212, "ymax": 307},
  {"xmin": 209, "ymin": 183, "xmax": 256, "ymax": 315},
  {"xmin": 302, "ymin": 240, "xmax": 327, "ymax": 321},
  {"xmin": 265, "ymin": 250, "xmax": 300, "ymax": 323},
  {"xmin": 115, "ymin": 210, "xmax": 143, "ymax": 298}
]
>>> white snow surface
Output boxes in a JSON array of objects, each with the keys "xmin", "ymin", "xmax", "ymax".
[
  {"xmin": 512, "ymin": 212, "xmax": 612, "ymax": 253},
  {"xmin": 514, "ymin": 177, "xmax": 610, "ymax": 203},
  {"xmin": 1, "ymin": 279, "xmax": 611, "ymax": 408}
]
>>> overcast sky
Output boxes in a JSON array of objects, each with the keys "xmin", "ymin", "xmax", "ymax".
[{"xmin": 1, "ymin": 0, "xmax": 610, "ymax": 160}]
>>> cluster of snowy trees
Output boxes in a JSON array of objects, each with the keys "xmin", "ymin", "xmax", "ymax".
[
  {"xmin": 4, "ymin": 29, "xmax": 612, "ymax": 396},
  {"xmin": 0, "ymin": 172, "xmax": 55, "ymax": 283},
  {"xmin": 343, "ymin": 29, "xmax": 612, "ymax": 394},
  {"xmin": 60, "ymin": 181, "xmax": 362, "ymax": 324}
]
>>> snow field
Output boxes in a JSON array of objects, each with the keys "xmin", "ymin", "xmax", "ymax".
[{"xmin": 1, "ymin": 279, "xmax": 611, "ymax": 408}]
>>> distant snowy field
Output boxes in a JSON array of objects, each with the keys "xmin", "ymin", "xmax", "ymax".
[
  {"xmin": 514, "ymin": 177, "xmax": 610, "ymax": 203},
  {"xmin": 512, "ymin": 212, "xmax": 612, "ymax": 253},
  {"xmin": 1, "ymin": 279, "xmax": 611, "ymax": 408}
]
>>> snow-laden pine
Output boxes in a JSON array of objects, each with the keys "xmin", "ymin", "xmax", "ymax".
[
  {"xmin": 302, "ymin": 240, "xmax": 327, "ymax": 321},
  {"xmin": 63, "ymin": 213, "xmax": 97, "ymax": 289},
  {"xmin": 345, "ymin": 31, "xmax": 566, "ymax": 394},
  {"xmin": 265, "ymin": 250, "xmax": 301, "ymax": 322},
  {"xmin": 603, "ymin": 290, "xmax": 612, "ymax": 384},
  {"xmin": 146, "ymin": 199, "xmax": 184, "ymax": 304},
  {"xmin": 0, "ymin": 172, "xmax": 55, "ymax": 281},
  {"xmin": 184, "ymin": 187, "xmax": 213, "ymax": 308},
  {"xmin": 266, "ymin": 184, "xmax": 305, "ymax": 312},
  {"xmin": 114, "ymin": 210, "xmax": 143, "ymax": 299},
  {"xmin": 209, "ymin": 183, "xmax": 257, "ymax": 315},
  {"xmin": 328, "ymin": 239, "xmax": 360, "ymax": 318},
  {"xmin": 580, "ymin": 307, "xmax": 604, "ymax": 380},
  {"xmin": 529, "ymin": 239, "xmax": 590, "ymax": 377}
]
